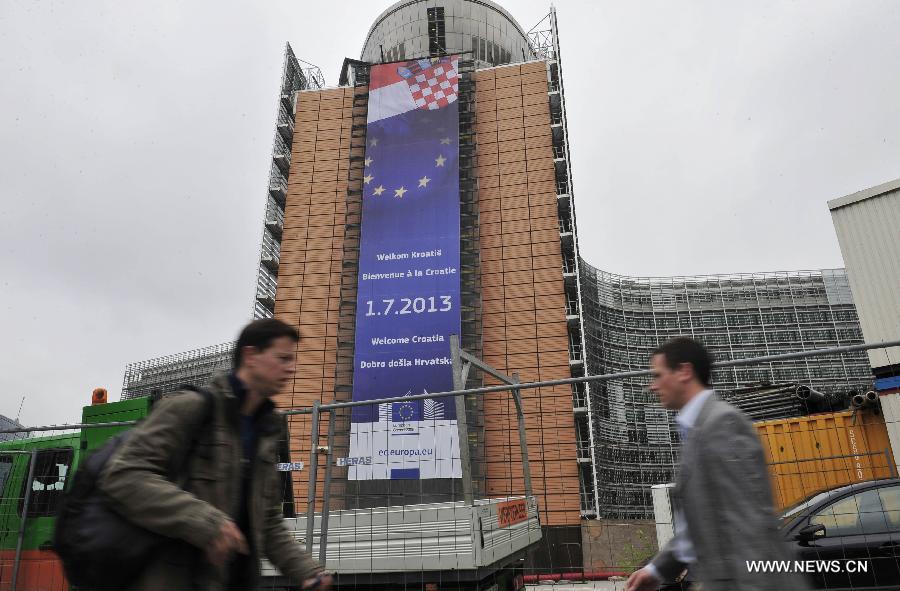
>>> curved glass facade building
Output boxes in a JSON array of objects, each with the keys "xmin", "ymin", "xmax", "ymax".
[
  {"xmin": 579, "ymin": 261, "xmax": 872, "ymax": 518},
  {"xmin": 361, "ymin": 0, "xmax": 535, "ymax": 67}
]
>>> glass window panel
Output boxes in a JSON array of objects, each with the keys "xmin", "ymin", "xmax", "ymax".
[
  {"xmin": 810, "ymin": 489, "xmax": 891, "ymax": 536},
  {"xmin": 0, "ymin": 456, "xmax": 12, "ymax": 497},
  {"xmin": 879, "ymin": 486, "xmax": 900, "ymax": 531},
  {"xmin": 811, "ymin": 493, "xmax": 862, "ymax": 535},
  {"xmin": 858, "ymin": 488, "xmax": 890, "ymax": 534},
  {"xmin": 19, "ymin": 448, "xmax": 74, "ymax": 518}
]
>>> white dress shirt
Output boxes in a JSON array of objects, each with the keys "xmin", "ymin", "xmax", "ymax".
[{"xmin": 645, "ymin": 389, "xmax": 714, "ymax": 582}]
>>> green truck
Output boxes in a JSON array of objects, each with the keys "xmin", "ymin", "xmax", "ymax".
[
  {"xmin": 0, "ymin": 397, "xmax": 150, "ymax": 591},
  {"xmin": 0, "ymin": 396, "xmax": 538, "ymax": 591}
]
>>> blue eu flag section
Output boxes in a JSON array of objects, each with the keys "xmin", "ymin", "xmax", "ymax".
[{"xmin": 348, "ymin": 56, "xmax": 462, "ymax": 481}]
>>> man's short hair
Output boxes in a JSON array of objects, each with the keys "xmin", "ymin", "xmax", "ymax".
[
  {"xmin": 652, "ymin": 337, "xmax": 713, "ymax": 387},
  {"xmin": 233, "ymin": 319, "xmax": 300, "ymax": 369}
]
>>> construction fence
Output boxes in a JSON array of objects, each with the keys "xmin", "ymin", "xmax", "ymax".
[{"xmin": 1, "ymin": 340, "xmax": 899, "ymax": 590}]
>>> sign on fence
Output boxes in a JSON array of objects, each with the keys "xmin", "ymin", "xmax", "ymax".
[
  {"xmin": 497, "ymin": 499, "xmax": 529, "ymax": 528},
  {"xmin": 276, "ymin": 462, "xmax": 304, "ymax": 472}
]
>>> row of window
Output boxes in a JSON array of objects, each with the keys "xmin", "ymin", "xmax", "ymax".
[
  {"xmin": 597, "ymin": 287, "xmax": 832, "ymax": 307},
  {"xmin": 471, "ymin": 35, "xmax": 513, "ymax": 66},
  {"xmin": 591, "ymin": 332, "xmax": 864, "ymax": 354},
  {"xmin": 592, "ymin": 314, "xmax": 861, "ymax": 334},
  {"xmin": 383, "ymin": 42, "xmax": 406, "ymax": 63},
  {"xmin": 588, "ymin": 272, "xmax": 843, "ymax": 292},
  {"xmin": 591, "ymin": 309, "xmax": 860, "ymax": 330},
  {"xmin": 426, "ymin": 7, "xmax": 446, "ymax": 56}
]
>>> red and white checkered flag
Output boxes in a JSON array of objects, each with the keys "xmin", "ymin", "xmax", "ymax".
[{"xmin": 398, "ymin": 56, "xmax": 459, "ymax": 111}]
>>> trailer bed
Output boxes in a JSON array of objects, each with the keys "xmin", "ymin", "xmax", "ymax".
[{"xmin": 262, "ymin": 496, "xmax": 541, "ymax": 580}]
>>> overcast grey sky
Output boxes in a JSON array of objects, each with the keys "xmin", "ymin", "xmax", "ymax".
[{"xmin": 1, "ymin": 0, "xmax": 898, "ymax": 426}]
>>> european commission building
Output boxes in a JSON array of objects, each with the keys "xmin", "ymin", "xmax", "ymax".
[{"xmin": 121, "ymin": 0, "xmax": 873, "ymax": 570}]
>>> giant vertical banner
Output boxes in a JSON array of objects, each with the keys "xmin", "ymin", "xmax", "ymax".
[{"xmin": 348, "ymin": 56, "xmax": 462, "ymax": 481}]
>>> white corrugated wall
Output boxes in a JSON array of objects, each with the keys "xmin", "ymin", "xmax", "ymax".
[{"xmin": 829, "ymin": 182, "xmax": 900, "ymax": 370}]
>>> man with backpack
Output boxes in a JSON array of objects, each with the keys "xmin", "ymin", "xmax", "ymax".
[{"xmin": 98, "ymin": 319, "xmax": 331, "ymax": 590}]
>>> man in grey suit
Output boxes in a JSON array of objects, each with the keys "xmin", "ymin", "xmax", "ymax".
[{"xmin": 626, "ymin": 337, "xmax": 807, "ymax": 591}]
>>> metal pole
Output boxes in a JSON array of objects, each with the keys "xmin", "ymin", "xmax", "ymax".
[
  {"xmin": 278, "ymin": 339, "xmax": 900, "ymax": 415},
  {"xmin": 0, "ymin": 408, "xmax": 314, "ymax": 436},
  {"xmin": 319, "ymin": 407, "xmax": 336, "ymax": 563},
  {"xmin": 305, "ymin": 401, "xmax": 321, "ymax": 554},
  {"xmin": 450, "ymin": 334, "xmax": 474, "ymax": 505},
  {"xmin": 511, "ymin": 374, "xmax": 533, "ymax": 500},
  {"xmin": 2, "ymin": 340, "xmax": 894, "ymax": 435},
  {"xmin": 11, "ymin": 449, "xmax": 38, "ymax": 591},
  {"xmin": 0, "ymin": 420, "xmax": 137, "ymax": 434}
]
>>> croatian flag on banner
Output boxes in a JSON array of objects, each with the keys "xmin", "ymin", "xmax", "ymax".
[{"xmin": 348, "ymin": 56, "xmax": 462, "ymax": 481}]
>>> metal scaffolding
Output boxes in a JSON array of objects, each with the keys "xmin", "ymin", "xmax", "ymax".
[
  {"xmin": 120, "ymin": 341, "xmax": 234, "ymax": 401},
  {"xmin": 579, "ymin": 264, "xmax": 873, "ymax": 518},
  {"xmin": 527, "ymin": 8, "xmax": 598, "ymax": 518},
  {"xmin": 526, "ymin": 13, "xmax": 555, "ymax": 61},
  {"xmin": 456, "ymin": 56, "xmax": 488, "ymax": 499},
  {"xmin": 253, "ymin": 43, "xmax": 325, "ymax": 319},
  {"xmin": 0, "ymin": 415, "xmax": 26, "ymax": 442}
]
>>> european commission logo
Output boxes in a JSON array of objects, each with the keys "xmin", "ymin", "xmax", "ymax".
[
  {"xmin": 379, "ymin": 392, "xmax": 446, "ymax": 425},
  {"xmin": 393, "ymin": 400, "xmax": 421, "ymax": 422}
]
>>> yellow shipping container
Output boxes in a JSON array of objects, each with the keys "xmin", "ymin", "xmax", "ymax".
[{"xmin": 755, "ymin": 409, "xmax": 895, "ymax": 512}]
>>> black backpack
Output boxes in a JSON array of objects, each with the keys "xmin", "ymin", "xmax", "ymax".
[{"xmin": 54, "ymin": 387, "xmax": 214, "ymax": 591}]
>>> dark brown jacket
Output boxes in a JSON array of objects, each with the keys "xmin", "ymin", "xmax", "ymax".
[{"xmin": 98, "ymin": 372, "xmax": 320, "ymax": 590}]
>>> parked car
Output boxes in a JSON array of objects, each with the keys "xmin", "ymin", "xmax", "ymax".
[{"xmin": 780, "ymin": 478, "xmax": 900, "ymax": 589}]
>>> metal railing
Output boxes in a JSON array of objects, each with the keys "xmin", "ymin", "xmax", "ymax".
[
  {"xmin": 1, "ymin": 449, "xmax": 37, "ymax": 591},
  {"xmin": 269, "ymin": 167, "xmax": 288, "ymax": 195},
  {"xmin": 272, "ymin": 133, "xmax": 291, "ymax": 168},
  {"xmin": 572, "ymin": 382, "xmax": 588, "ymax": 409},
  {"xmin": 5, "ymin": 340, "xmax": 899, "ymax": 438},
  {"xmin": 569, "ymin": 338, "xmax": 584, "ymax": 363},
  {"xmin": 277, "ymin": 103, "xmax": 295, "ymax": 134},
  {"xmin": 298, "ymin": 335, "xmax": 536, "ymax": 562}
]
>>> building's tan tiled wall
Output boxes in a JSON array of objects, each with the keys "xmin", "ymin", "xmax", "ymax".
[
  {"xmin": 275, "ymin": 86, "xmax": 356, "ymax": 507},
  {"xmin": 473, "ymin": 61, "xmax": 581, "ymax": 527}
]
